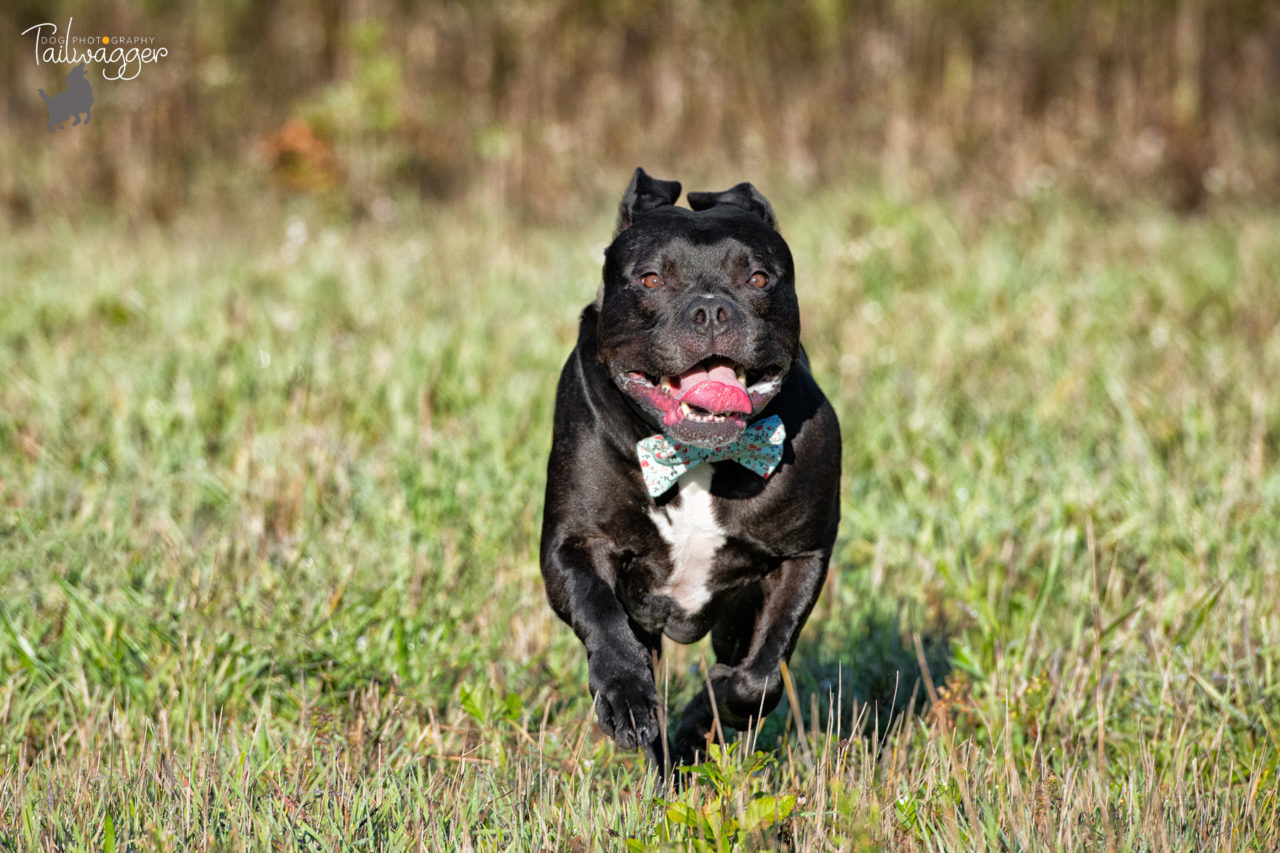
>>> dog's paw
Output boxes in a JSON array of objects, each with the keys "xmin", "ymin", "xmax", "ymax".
[
  {"xmin": 590, "ymin": 669, "xmax": 661, "ymax": 751},
  {"xmin": 670, "ymin": 730, "xmax": 711, "ymax": 769},
  {"xmin": 703, "ymin": 662, "xmax": 783, "ymax": 730}
]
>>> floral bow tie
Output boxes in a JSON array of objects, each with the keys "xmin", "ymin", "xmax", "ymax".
[{"xmin": 635, "ymin": 415, "xmax": 786, "ymax": 497}]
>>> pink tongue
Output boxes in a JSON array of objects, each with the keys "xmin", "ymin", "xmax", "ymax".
[{"xmin": 672, "ymin": 363, "xmax": 751, "ymax": 414}]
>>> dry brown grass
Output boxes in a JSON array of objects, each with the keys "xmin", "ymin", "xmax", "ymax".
[{"xmin": 3, "ymin": 1, "xmax": 1279, "ymax": 221}]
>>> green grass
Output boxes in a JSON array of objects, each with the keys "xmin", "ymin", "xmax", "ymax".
[{"xmin": 2, "ymin": 185, "xmax": 1279, "ymax": 851}]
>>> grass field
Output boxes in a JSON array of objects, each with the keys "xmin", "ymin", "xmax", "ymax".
[{"xmin": 2, "ymin": 183, "xmax": 1279, "ymax": 851}]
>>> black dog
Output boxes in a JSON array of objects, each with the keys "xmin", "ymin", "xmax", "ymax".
[{"xmin": 540, "ymin": 168, "xmax": 841, "ymax": 768}]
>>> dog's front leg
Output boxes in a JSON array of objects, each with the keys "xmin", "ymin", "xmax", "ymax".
[
  {"xmin": 542, "ymin": 539, "xmax": 663, "ymax": 755},
  {"xmin": 672, "ymin": 550, "xmax": 830, "ymax": 763}
]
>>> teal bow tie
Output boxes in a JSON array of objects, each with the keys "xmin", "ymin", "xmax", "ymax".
[{"xmin": 636, "ymin": 415, "xmax": 786, "ymax": 497}]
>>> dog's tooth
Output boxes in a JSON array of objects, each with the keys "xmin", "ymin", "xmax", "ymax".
[
  {"xmin": 660, "ymin": 376, "xmax": 673, "ymax": 391},
  {"xmin": 735, "ymin": 366, "xmax": 747, "ymax": 385},
  {"xmin": 680, "ymin": 402, "xmax": 692, "ymax": 417}
]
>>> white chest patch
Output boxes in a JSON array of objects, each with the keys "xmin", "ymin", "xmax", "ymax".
[{"xmin": 646, "ymin": 465, "xmax": 724, "ymax": 614}]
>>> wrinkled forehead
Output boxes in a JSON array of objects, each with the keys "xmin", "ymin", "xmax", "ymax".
[
  {"xmin": 614, "ymin": 238, "xmax": 769, "ymax": 280},
  {"xmin": 606, "ymin": 207, "xmax": 790, "ymax": 268}
]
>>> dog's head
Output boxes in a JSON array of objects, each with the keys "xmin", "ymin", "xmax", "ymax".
[
  {"xmin": 597, "ymin": 168, "xmax": 800, "ymax": 448},
  {"xmin": 67, "ymin": 62, "xmax": 88, "ymax": 83}
]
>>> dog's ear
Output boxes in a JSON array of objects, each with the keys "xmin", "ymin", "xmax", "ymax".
[
  {"xmin": 616, "ymin": 168, "xmax": 682, "ymax": 235},
  {"xmin": 687, "ymin": 183, "xmax": 777, "ymax": 229}
]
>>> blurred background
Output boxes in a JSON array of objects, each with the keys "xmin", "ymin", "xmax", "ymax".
[{"xmin": 2, "ymin": 0, "xmax": 1278, "ymax": 223}]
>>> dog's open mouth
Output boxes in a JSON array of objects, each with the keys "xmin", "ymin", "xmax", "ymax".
[{"xmin": 618, "ymin": 357, "xmax": 786, "ymax": 445}]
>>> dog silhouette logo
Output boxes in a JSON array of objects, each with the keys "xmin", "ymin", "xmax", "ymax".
[{"xmin": 39, "ymin": 61, "xmax": 93, "ymax": 131}]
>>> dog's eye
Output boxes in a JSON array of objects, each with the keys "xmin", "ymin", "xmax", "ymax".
[
  {"xmin": 747, "ymin": 272, "xmax": 769, "ymax": 288},
  {"xmin": 639, "ymin": 273, "xmax": 664, "ymax": 289}
]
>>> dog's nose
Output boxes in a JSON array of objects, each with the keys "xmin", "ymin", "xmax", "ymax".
[{"xmin": 684, "ymin": 295, "xmax": 740, "ymax": 334}]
